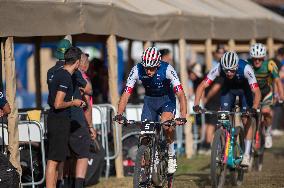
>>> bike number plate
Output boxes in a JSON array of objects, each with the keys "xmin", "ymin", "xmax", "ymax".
[
  {"xmin": 141, "ymin": 123, "xmax": 155, "ymax": 134},
  {"xmin": 218, "ymin": 113, "xmax": 230, "ymax": 121}
]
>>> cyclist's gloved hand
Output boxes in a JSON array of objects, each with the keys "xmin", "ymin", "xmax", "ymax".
[
  {"xmin": 193, "ymin": 105, "xmax": 202, "ymax": 113},
  {"xmin": 175, "ymin": 118, "xmax": 187, "ymax": 126},
  {"xmin": 113, "ymin": 114, "xmax": 127, "ymax": 124}
]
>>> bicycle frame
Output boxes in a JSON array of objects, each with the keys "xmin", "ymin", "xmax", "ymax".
[
  {"xmin": 216, "ymin": 111, "xmax": 243, "ymax": 168},
  {"xmin": 138, "ymin": 123, "xmax": 160, "ymax": 181}
]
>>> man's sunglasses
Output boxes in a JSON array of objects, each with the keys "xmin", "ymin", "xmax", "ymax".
[
  {"xmin": 144, "ymin": 67, "xmax": 158, "ymax": 71},
  {"xmin": 223, "ymin": 69, "xmax": 236, "ymax": 74},
  {"xmin": 252, "ymin": 58, "xmax": 264, "ymax": 62}
]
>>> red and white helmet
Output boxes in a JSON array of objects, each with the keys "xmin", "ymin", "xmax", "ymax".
[
  {"xmin": 141, "ymin": 47, "xmax": 161, "ymax": 68},
  {"xmin": 250, "ymin": 43, "xmax": 266, "ymax": 58}
]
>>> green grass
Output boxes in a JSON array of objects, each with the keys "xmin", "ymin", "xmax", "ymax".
[
  {"xmin": 90, "ymin": 154, "xmax": 211, "ymax": 188},
  {"xmin": 176, "ymin": 154, "xmax": 210, "ymax": 175}
]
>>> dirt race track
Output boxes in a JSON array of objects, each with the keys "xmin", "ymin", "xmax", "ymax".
[{"xmin": 91, "ymin": 136, "xmax": 284, "ymax": 188}]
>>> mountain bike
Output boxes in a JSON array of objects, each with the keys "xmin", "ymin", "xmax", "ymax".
[
  {"xmin": 208, "ymin": 111, "xmax": 245, "ymax": 188},
  {"xmin": 121, "ymin": 118, "xmax": 177, "ymax": 188}
]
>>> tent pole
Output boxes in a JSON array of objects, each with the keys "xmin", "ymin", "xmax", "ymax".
[
  {"xmin": 2, "ymin": 37, "xmax": 21, "ymax": 174},
  {"xmin": 267, "ymin": 37, "xmax": 274, "ymax": 59},
  {"xmin": 205, "ymin": 39, "xmax": 213, "ymax": 72},
  {"xmin": 250, "ymin": 39, "xmax": 256, "ymax": 46},
  {"xmin": 143, "ymin": 41, "xmax": 151, "ymax": 50},
  {"xmin": 178, "ymin": 39, "xmax": 193, "ymax": 159},
  {"xmin": 0, "ymin": 41, "xmax": 3, "ymax": 91},
  {"xmin": 228, "ymin": 39, "xmax": 236, "ymax": 51},
  {"xmin": 107, "ymin": 34, "xmax": 124, "ymax": 178},
  {"xmin": 34, "ymin": 37, "xmax": 42, "ymax": 108}
]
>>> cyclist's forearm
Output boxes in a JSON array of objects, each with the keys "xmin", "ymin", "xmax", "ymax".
[
  {"xmin": 117, "ymin": 92, "xmax": 131, "ymax": 115},
  {"xmin": 194, "ymin": 81, "xmax": 206, "ymax": 106},
  {"xmin": 275, "ymin": 78, "xmax": 284, "ymax": 99},
  {"xmin": 177, "ymin": 91, "xmax": 187, "ymax": 117},
  {"xmin": 252, "ymin": 87, "xmax": 261, "ymax": 109}
]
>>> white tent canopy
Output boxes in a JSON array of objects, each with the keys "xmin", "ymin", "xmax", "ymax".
[{"xmin": 1, "ymin": 0, "xmax": 284, "ymax": 41}]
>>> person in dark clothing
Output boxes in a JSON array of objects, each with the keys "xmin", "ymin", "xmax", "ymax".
[
  {"xmin": 67, "ymin": 53, "xmax": 94, "ymax": 188},
  {"xmin": 46, "ymin": 46, "xmax": 85, "ymax": 188},
  {"xmin": 200, "ymin": 46, "xmax": 225, "ymax": 153},
  {"xmin": 159, "ymin": 48, "xmax": 173, "ymax": 64},
  {"xmin": 0, "ymin": 91, "xmax": 11, "ymax": 117},
  {"xmin": 272, "ymin": 47, "xmax": 284, "ymax": 135},
  {"xmin": 47, "ymin": 39, "xmax": 93, "ymax": 188},
  {"xmin": 200, "ymin": 77, "xmax": 223, "ymax": 153},
  {"xmin": 188, "ymin": 63, "xmax": 204, "ymax": 92}
]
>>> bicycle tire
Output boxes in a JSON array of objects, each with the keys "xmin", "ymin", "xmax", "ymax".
[
  {"xmin": 211, "ymin": 128, "xmax": 227, "ymax": 188},
  {"xmin": 133, "ymin": 145, "xmax": 152, "ymax": 188},
  {"xmin": 230, "ymin": 126, "xmax": 245, "ymax": 186},
  {"xmin": 152, "ymin": 140, "xmax": 168, "ymax": 187},
  {"xmin": 250, "ymin": 116, "xmax": 265, "ymax": 172}
]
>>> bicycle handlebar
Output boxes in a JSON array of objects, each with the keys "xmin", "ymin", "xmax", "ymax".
[
  {"xmin": 125, "ymin": 119, "xmax": 177, "ymax": 127},
  {"xmin": 193, "ymin": 110, "xmax": 255, "ymax": 116}
]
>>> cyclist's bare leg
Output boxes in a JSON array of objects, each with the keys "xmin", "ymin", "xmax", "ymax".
[
  {"xmin": 161, "ymin": 112, "xmax": 175, "ymax": 144},
  {"xmin": 242, "ymin": 116, "xmax": 253, "ymax": 156},
  {"xmin": 262, "ymin": 107, "xmax": 272, "ymax": 127},
  {"xmin": 242, "ymin": 116, "xmax": 253, "ymax": 139},
  {"xmin": 262, "ymin": 106, "xmax": 273, "ymax": 148},
  {"xmin": 161, "ymin": 112, "xmax": 177, "ymax": 173},
  {"xmin": 206, "ymin": 123, "xmax": 215, "ymax": 144}
]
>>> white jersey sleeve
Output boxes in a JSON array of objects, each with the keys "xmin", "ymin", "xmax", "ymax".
[
  {"xmin": 204, "ymin": 64, "xmax": 221, "ymax": 85},
  {"xmin": 166, "ymin": 64, "xmax": 181, "ymax": 87},
  {"xmin": 125, "ymin": 65, "xmax": 139, "ymax": 93},
  {"xmin": 166, "ymin": 64, "xmax": 183, "ymax": 92},
  {"xmin": 244, "ymin": 64, "xmax": 259, "ymax": 89}
]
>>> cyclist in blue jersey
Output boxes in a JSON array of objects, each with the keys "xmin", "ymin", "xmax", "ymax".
[
  {"xmin": 114, "ymin": 47, "xmax": 187, "ymax": 174},
  {"xmin": 193, "ymin": 51, "xmax": 261, "ymax": 166}
]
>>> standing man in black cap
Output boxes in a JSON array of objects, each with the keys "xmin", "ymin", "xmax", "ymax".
[
  {"xmin": 46, "ymin": 46, "xmax": 85, "ymax": 188},
  {"xmin": 47, "ymin": 38, "xmax": 94, "ymax": 188}
]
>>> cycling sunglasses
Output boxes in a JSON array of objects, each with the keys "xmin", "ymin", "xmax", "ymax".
[
  {"xmin": 144, "ymin": 66, "xmax": 158, "ymax": 71},
  {"xmin": 223, "ymin": 69, "xmax": 236, "ymax": 74},
  {"xmin": 252, "ymin": 58, "xmax": 264, "ymax": 62}
]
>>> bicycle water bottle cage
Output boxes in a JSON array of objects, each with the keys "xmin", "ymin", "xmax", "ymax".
[{"xmin": 141, "ymin": 121, "xmax": 156, "ymax": 135}]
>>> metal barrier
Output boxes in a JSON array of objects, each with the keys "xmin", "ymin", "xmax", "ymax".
[
  {"xmin": 97, "ymin": 104, "xmax": 120, "ymax": 160},
  {"xmin": 0, "ymin": 115, "xmax": 46, "ymax": 188},
  {"xmin": 92, "ymin": 104, "xmax": 121, "ymax": 178},
  {"xmin": 19, "ymin": 120, "xmax": 46, "ymax": 187}
]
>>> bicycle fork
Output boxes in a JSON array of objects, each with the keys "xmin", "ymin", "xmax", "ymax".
[
  {"xmin": 223, "ymin": 128, "xmax": 243, "ymax": 168},
  {"xmin": 223, "ymin": 130, "xmax": 230, "ymax": 165},
  {"xmin": 149, "ymin": 138, "xmax": 157, "ymax": 183}
]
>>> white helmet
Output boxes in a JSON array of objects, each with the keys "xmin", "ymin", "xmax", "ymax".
[
  {"xmin": 221, "ymin": 51, "xmax": 239, "ymax": 70},
  {"xmin": 250, "ymin": 43, "xmax": 266, "ymax": 58},
  {"xmin": 141, "ymin": 47, "xmax": 161, "ymax": 68}
]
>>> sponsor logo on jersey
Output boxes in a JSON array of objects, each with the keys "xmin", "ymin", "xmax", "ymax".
[{"xmin": 171, "ymin": 71, "xmax": 178, "ymax": 79}]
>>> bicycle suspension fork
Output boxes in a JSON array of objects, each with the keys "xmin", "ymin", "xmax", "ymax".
[{"xmin": 223, "ymin": 128, "xmax": 235, "ymax": 167}]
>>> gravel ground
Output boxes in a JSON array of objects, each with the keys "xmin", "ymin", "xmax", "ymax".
[{"xmin": 90, "ymin": 136, "xmax": 284, "ymax": 188}]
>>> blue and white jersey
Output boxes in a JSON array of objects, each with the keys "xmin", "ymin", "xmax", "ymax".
[
  {"xmin": 205, "ymin": 59, "xmax": 259, "ymax": 90},
  {"xmin": 125, "ymin": 61, "xmax": 182, "ymax": 97}
]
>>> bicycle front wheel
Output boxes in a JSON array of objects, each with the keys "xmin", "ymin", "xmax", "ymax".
[
  {"xmin": 133, "ymin": 145, "xmax": 152, "ymax": 188},
  {"xmin": 211, "ymin": 128, "xmax": 226, "ymax": 188},
  {"xmin": 230, "ymin": 126, "xmax": 245, "ymax": 186}
]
